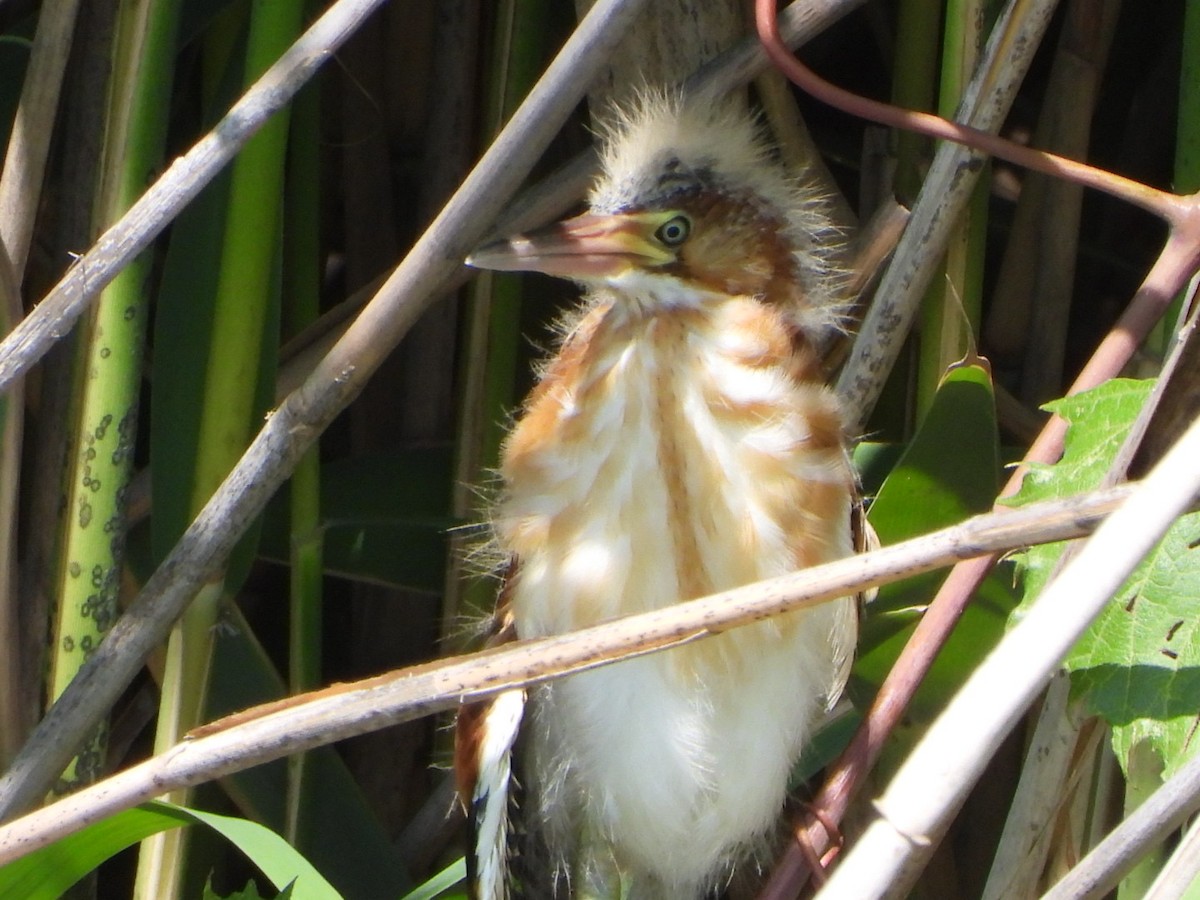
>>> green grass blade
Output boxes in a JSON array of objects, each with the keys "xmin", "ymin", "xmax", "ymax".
[
  {"xmin": 890, "ymin": 0, "xmax": 941, "ymax": 205},
  {"xmin": 398, "ymin": 858, "xmax": 466, "ymax": 900},
  {"xmin": 0, "ymin": 800, "xmax": 342, "ymax": 900},
  {"xmin": 44, "ymin": 0, "xmax": 184, "ymax": 792},
  {"xmin": 914, "ymin": 0, "xmax": 990, "ymax": 418}
]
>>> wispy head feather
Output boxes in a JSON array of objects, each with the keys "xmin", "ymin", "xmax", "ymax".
[{"xmin": 589, "ymin": 88, "xmax": 848, "ymax": 333}]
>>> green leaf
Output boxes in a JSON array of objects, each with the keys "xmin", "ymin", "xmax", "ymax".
[
  {"xmin": 853, "ymin": 361, "xmax": 1018, "ymax": 717},
  {"xmin": 0, "ymin": 801, "xmax": 340, "ymax": 900},
  {"xmin": 1008, "ymin": 379, "xmax": 1154, "ymax": 606},
  {"xmin": 1008, "ymin": 380, "xmax": 1154, "ymax": 510},
  {"xmin": 1064, "ymin": 510, "xmax": 1200, "ymax": 778},
  {"xmin": 149, "ymin": 165, "xmax": 230, "ymax": 562},
  {"xmin": 851, "ymin": 441, "xmax": 904, "ymax": 497},
  {"xmin": 866, "ymin": 362, "xmax": 1000, "ymax": 541},
  {"xmin": 1007, "ymin": 379, "xmax": 1200, "ymax": 778},
  {"xmin": 148, "ymin": 9, "xmax": 284, "ymax": 583},
  {"xmin": 183, "ymin": 804, "xmax": 339, "ymax": 900},
  {"xmin": 399, "ymin": 857, "xmax": 467, "ymax": 900}
]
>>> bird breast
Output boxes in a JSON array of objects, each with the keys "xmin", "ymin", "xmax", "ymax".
[
  {"xmin": 494, "ymin": 293, "xmax": 855, "ymax": 892},
  {"xmin": 498, "ymin": 293, "xmax": 852, "ymax": 634}
]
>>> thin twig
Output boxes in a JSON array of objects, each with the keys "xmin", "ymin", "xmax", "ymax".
[
  {"xmin": 819, "ymin": 0, "xmax": 1064, "ymax": 429},
  {"xmin": 1136, "ymin": 805, "xmax": 1200, "ymax": 900},
  {"xmin": 0, "ymin": 482, "xmax": 1151, "ymax": 864},
  {"xmin": 755, "ymin": 0, "xmax": 1173, "ymax": 220},
  {"xmin": 0, "ymin": 0, "xmax": 81, "ymax": 278},
  {"xmin": 0, "ymin": 236, "xmax": 21, "ymax": 768},
  {"xmin": 979, "ymin": 672, "xmax": 1085, "ymax": 900},
  {"xmin": 1041, "ymin": 745, "xmax": 1200, "ymax": 900}
]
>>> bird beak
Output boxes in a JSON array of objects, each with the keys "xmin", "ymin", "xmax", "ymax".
[{"xmin": 466, "ymin": 212, "xmax": 673, "ymax": 279}]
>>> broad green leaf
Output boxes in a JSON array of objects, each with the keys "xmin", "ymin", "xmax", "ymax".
[
  {"xmin": 853, "ymin": 361, "xmax": 1018, "ymax": 717},
  {"xmin": 1066, "ymin": 518, "xmax": 1200, "ymax": 778},
  {"xmin": 1007, "ymin": 379, "xmax": 1200, "ymax": 777},
  {"xmin": 149, "ymin": 7, "xmax": 283, "ymax": 582},
  {"xmin": 851, "ymin": 441, "xmax": 904, "ymax": 497},
  {"xmin": 1008, "ymin": 379, "xmax": 1154, "ymax": 606},
  {"xmin": 1007, "ymin": 381, "xmax": 1152, "ymax": 510},
  {"xmin": 0, "ymin": 801, "xmax": 338, "ymax": 900},
  {"xmin": 866, "ymin": 362, "xmax": 1000, "ymax": 540},
  {"xmin": 853, "ymin": 571, "xmax": 1018, "ymax": 717},
  {"xmin": 140, "ymin": 9, "xmax": 295, "ymax": 891}
]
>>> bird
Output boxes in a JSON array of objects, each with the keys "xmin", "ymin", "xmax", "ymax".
[{"xmin": 457, "ymin": 89, "xmax": 858, "ymax": 900}]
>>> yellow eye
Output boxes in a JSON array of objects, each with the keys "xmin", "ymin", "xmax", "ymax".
[{"xmin": 655, "ymin": 215, "xmax": 691, "ymax": 247}]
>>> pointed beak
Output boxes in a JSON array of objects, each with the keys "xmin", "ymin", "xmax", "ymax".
[{"xmin": 466, "ymin": 212, "xmax": 673, "ymax": 279}]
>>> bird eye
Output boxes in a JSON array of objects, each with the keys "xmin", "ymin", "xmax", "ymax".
[{"xmin": 655, "ymin": 215, "xmax": 691, "ymax": 247}]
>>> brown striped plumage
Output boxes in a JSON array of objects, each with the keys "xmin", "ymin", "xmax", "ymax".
[{"xmin": 459, "ymin": 92, "xmax": 857, "ymax": 899}]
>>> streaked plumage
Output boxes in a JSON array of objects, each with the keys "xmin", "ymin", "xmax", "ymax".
[{"xmin": 459, "ymin": 91, "xmax": 857, "ymax": 899}]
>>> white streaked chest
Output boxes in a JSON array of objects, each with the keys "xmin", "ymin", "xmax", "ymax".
[{"xmin": 496, "ymin": 295, "xmax": 852, "ymax": 638}]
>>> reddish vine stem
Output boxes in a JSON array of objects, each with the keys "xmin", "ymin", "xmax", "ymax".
[
  {"xmin": 754, "ymin": 0, "xmax": 1177, "ymax": 221},
  {"xmin": 754, "ymin": 1, "xmax": 1200, "ymax": 897}
]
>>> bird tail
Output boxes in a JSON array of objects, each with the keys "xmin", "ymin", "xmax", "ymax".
[{"xmin": 456, "ymin": 688, "xmax": 526, "ymax": 900}]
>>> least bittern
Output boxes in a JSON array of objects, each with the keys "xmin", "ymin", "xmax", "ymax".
[{"xmin": 458, "ymin": 91, "xmax": 857, "ymax": 899}]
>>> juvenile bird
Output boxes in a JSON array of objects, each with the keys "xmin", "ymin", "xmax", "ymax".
[{"xmin": 458, "ymin": 91, "xmax": 857, "ymax": 899}]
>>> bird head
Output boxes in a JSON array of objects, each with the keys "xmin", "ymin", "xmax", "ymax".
[{"xmin": 468, "ymin": 91, "xmax": 842, "ymax": 329}]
